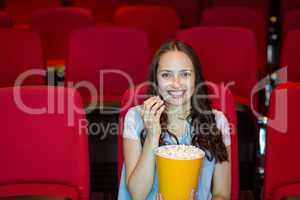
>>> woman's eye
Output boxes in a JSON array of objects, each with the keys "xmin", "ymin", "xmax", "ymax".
[
  {"xmin": 161, "ymin": 73, "xmax": 171, "ymax": 79},
  {"xmin": 181, "ymin": 72, "xmax": 191, "ymax": 78}
]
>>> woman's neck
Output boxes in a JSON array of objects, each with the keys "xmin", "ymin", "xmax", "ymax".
[{"xmin": 165, "ymin": 102, "xmax": 191, "ymax": 121}]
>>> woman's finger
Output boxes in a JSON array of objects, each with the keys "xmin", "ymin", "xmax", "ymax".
[
  {"xmin": 143, "ymin": 96, "xmax": 162, "ymax": 118},
  {"xmin": 189, "ymin": 188, "xmax": 197, "ymax": 200},
  {"xmin": 155, "ymin": 104, "xmax": 165, "ymax": 119},
  {"xmin": 150, "ymin": 99, "xmax": 164, "ymax": 115},
  {"xmin": 144, "ymin": 96, "xmax": 158, "ymax": 108},
  {"xmin": 159, "ymin": 193, "xmax": 164, "ymax": 200},
  {"xmin": 156, "ymin": 193, "xmax": 163, "ymax": 200},
  {"xmin": 143, "ymin": 96, "xmax": 159, "ymax": 114}
]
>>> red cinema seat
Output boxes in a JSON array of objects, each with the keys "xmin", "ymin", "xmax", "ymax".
[
  {"xmin": 263, "ymin": 83, "xmax": 300, "ymax": 200},
  {"xmin": 0, "ymin": 11, "xmax": 12, "ymax": 27},
  {"xmin": 201, "ymin": 7, "xmax": 267, "ymax": 76},
  {"xmin": 138, "ymin": 0, "xmax": 203, "ymax": 27},
  {"xmin": 280, "ymin": 0, "xmax": 300, "ymax": 15},
  {"xmin": 5, "ymin": 0, "xmax": 61, "ymax": 27},
  {"xmin": 177, "ymin": 27, "xmax": 259, "ymax": 108},
  {"xmin": 66, "ymin": 27, "xmax": 150, "ymax": 106},
  {"xmin": 0, "ymin": 29, "xmax": 45, "ymax": 87},
  {"xmin": 73, "ymin": 0, "xmax": 124, "ymax": 24},
  {"xmin": 213, "ymin": 0, "xmax": 269, "ymax": 17},
  {"xmin": 114, "ymin": 5, "xmax": 179, "ymax": 56},
  {"xmin": 282, "ymin": 10, "xmax": 300, "ymax": 41},
  {"xmin": 30, "ymin": 7, "xmax": 95, "ymax": 67},
  {"xmin": 280, "ymin": 29, "xmax": 300, "ymax": 82},
  {"xmin": 0, "ymin": 86, "xmax": 89, "ymax": 200}
]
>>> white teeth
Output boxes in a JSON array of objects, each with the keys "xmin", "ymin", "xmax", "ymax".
[{"xmin": 168, "ymin": 90, "xmax": 185, "ymax": 97}]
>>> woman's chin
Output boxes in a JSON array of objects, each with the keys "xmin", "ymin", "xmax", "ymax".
[{"xmin": 165, "ymin": 98, "xmax": 186, "ymax": 107}]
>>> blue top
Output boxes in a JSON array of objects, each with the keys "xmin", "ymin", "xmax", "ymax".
[{"xmin": 118, "ymin": 106, "xmax": 230, "ymax": 200}]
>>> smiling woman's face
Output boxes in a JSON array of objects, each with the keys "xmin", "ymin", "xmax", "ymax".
[{"xmin": 157, "ymin": 50, "xmax": 196, "ymax": 106}]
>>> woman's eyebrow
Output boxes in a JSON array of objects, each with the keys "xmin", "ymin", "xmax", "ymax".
[
  {"xmin": 180, "ymin": 69, "xmax": 193, "ymax": 72},
  {"xmin": 158, "ymin": 69, "xmax": 173, "ymax": 73},
  {"xmin": 158, "ymin": 69, "xmax": 194, "ymax": 73}
]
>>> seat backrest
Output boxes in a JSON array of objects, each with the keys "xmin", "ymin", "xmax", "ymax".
[
  {"xmin": 0, "ymin": 11, "xmax": 12, "ymax": 27},
  {"xmin": 74, "ymin": 0, "xmax": 123, "ymax": 23},
  {"xmin": 0, "ymin": 28, "xmax": 45, "ymax": 87},
  {"xmin": 201, "ymin": 7, "xmax": 267, "ymax": 76},
  {"xmin": 264, "ymin": 83, "xmax": 300, "ymax": 200},
  {"xmin": 213, "ymin": 0, "xmax": 269, "ymax": 16},
  {"xmin": 140, "ymin": 0, "xmax": 202, "ymax": 27},
  {"xmin": 31, "ymin": 7, "xmax": 95, "ymax": 61},
  {"xmin": 5, "ymin": 0, "xmax": 61, "ymax": 25},
  {"xmin": 177, "ymin": 27, "xmax": 258, "ymax": 106},
  {"xmin": 282, "ymin": 10, "xmax": 300, "ymax": 41},
  {"xmin": 280, "ymin": 29, "xmax": 300, "ymax": 82},
  {"xmin": 66, "ymin": 27, "xmax": 150, "ymax": 104},
  {"xmin": 0, "ymin": 86, "xmax": 89, "ymax": 200},
  {"xmin": 280, "ymin": 0, "xmax": 300, "ymax": 16},
  {"xmin": 114, "ymin": 5, "xmax": 179, "ymax": 56},
  {"xmin": 117, "ymin": 83, "xmax": 239, "ymax": 200}
]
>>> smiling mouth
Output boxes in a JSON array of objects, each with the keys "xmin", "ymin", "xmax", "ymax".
[{"xmin": 167, "ymin": 90, "xmax": 186, "ymax": 98}]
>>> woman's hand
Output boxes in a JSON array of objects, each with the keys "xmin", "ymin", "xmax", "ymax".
[
  {"xmin": 141, "ymin": 96, "xmax": 165, "ymax": 139},
  {"xmin": 156, "ymin": 189, "xmax": 197, "ymax": 200}
]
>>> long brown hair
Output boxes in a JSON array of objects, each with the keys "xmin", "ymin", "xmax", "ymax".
[{"xmin": 140, "ymin": 40, "xmax": 228, "ymax": 162}]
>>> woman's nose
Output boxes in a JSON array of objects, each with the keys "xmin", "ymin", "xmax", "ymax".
[{"xmin": 171, "ymin": 76, "xmax": 181, "ymax": 88}]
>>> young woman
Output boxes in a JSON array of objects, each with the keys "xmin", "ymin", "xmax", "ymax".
[{"xmin": 118, "ymin": 40, "xmax": 231, "ymax": 200}]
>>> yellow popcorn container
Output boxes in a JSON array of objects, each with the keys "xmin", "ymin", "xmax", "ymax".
[{"xmin": 155, "ymin": 145, "xmax": 205, "ymax": 200}]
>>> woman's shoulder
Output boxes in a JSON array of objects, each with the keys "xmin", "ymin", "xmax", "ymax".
[
  {"xmin": 127, "ymin": 105, "xmax": 143, "ymax": 114},
  {"xmin": 212, "ymin": 109, "xmax": 231, "ymax": 146},
  {"xmin": 125, "ymin": 105, "xmax": 143, "ymax": 121},
  {"xmin": 212, "ymin": 109, "xmax": 228, "ymax": 122},
  {"xmin": 123, "ymin": 105, "xmax": 144, "ymax": 140}
]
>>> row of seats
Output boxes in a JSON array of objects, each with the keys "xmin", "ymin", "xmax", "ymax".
[
  {"xmin": 0, "ymin": 0, "xmax": 122, "ymax": 26},
  {"xmin": 0, "ymin": 1, "xmax": 298, "ymax": 199},
  {"xmin": 0, "ymin": 26, "xmax": 260, "ymax": 109},
  {"xmin": 0, "ymin": 0, "xmax": 271, "ymax": 27},
  {"xmin": 1, "ymin": 5, "xmax": 269, "ymax": 65},
  {"xmin": 1, "ymin": 82, "xmax": 299, "ymax": 200},
  {"xmin": 0, "ymin": 4, "xmax": 269, "ymax": 75},
  {"xmin": 4, "ymin": 17, "xmax": 300, "ymax": 110}
]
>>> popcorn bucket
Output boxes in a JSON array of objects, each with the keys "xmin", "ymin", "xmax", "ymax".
[{"xmin": 155, "ymin": 145, "xmax": 205, "ymax": 200}]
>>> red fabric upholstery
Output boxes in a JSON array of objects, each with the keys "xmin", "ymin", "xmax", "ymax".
[
  {"xmin": 280, "ymin": 30, "xmax": 300, "ymax": 82},
  {"xmin": 177, "ymin": 27, "xmax": 259, "ymax": 107},
  {"xmin": 138, "ymin": 0, "xmax": 202, "ymax": 27},
  {"xmin": 73, "ymin": 0, "xmax": 123, "ymax": 23},
  {"xmin": 0, "ymin": 86, "xmax": 89, "ymax": 200},
  {"xmin": 0, "ymin": 29, "xmax": 45, "ymax": 87},
  {"xmin": 280, "ymin": 0, "xmax": 300, "ymax": 15},
  {"xmin": 280, "ymin": 0, "xmax": 300, "ymax": 28},
  {"xmin": 66, "ymin": 27, "xmax": 150, "ymax": 105},
  {"xmin": 0, "ymin": 11, "xmax": 12, "ymax": 27},
  {"xmin": 117, "ymin": 83, "xmax": 239, "ymax": 200},
  {"xmin": 5, "ymin": 0, "xmax": 61, "ymax": 26},
  {"xmin": 30, "ymin": 7, "xmax": 95, "ymax": 62},
  {"xmin": 114, "ymin": 5, "xmax": 179, "ymax": 56},
  {"xmin": 282, "ymin": 10, "xmax": 300, "ymax": 41},
  {"xmin": 263, "ymin": 83, "xmax": 300, "ymax": 200},
  {"xmin": 0, "ymin": 184, "xmax": 78, "ymax": 200},
  {"xmin": 201, "ymin": 7, "xmax": 267, "ymax": 76},
  {"xmin": 213, "ymin": 0, "xmax": 269, "ymax": 17}
]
